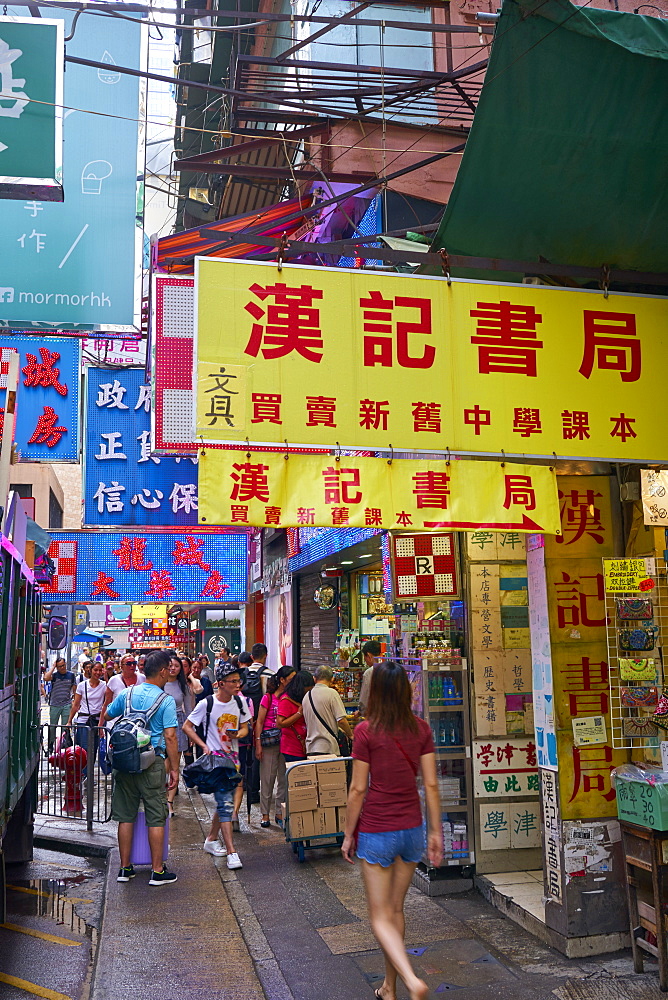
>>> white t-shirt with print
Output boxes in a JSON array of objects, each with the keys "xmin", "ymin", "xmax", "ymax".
[
  {"xmin": 186, "ymin": 695, "xmax": 252, "ymax": 765},
  {"xmin": 75, "ymin": 681, "xmax": 107, "ymax": 720},
  {"xmin": 106, "ymin": 673, "xmax": 146, "ymax": 698}
]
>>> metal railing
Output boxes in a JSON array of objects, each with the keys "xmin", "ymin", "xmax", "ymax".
[{"xmin": 37, "ymin": 725, "xmax": 113, "ymax": 830}]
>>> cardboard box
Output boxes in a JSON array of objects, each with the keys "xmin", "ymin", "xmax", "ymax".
[
  {"xmin": 286, "ymin": 762, "xmax": 317, "ymax": 790},
  {"xmin": 288, "ymin": 785, "xmax": 319, "ymax": 812},
  {"xmin": 337, "ymin": 806, "xmax": 347, "ymax": 831},
  {"xmin": 319, "ymin": 784, "xmax": 347, "ymax": 808},
  {"xmin": 315, "ymin": 759, "xmax": 347, "ymax": 789},
  {"xmin": 314, "ymin": 807, "xmax": 338, "ymax": 837},
  {"xmin": 290, "ymin": 810, "xmax": 316, "ymax": 839}
]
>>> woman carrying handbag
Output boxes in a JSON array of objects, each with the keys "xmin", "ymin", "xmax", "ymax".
[
  {"xmin": 276, "ymin": 670, "xmax": 315, "ymax": 763},
  {"xmin": 256, "ymin": 665, "xmax": 295, "ymax": 828}
]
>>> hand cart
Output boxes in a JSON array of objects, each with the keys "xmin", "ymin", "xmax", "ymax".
[{"xmin": 284, "ymin": 757, "xmax": 351, "ymax": 863}]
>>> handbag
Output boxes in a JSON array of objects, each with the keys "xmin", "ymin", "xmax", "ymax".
[
  {"xmin": 260, "ymin": 728, "xmax": 281, "ymax": 748},
  {"xmin": 623, "ymin": 717, "xmax": 658, "ymax": 738},
  {"xmin": 307, "ymin": 690, "xmax": 350, "ymax": 757},
  {"xmin": 83, "ymin": 687, "xmax": 100, "ymax": 728},
  {"xmin": 618, "ymin": 626, "xmax": 658, "ymax": 652},
  {"xmin": 616, "ymin": 598, "xmax": 653, "ymax": 620},
  {"xmin": 620, "ymin": 686, "xmax": 658, "ymax": 708},
  {"xmin": 183, "ymin": 752, "xmax": 243, "ymax": 794},
  {"xmin": 619, "ymin": 658, "xmax": 657, "ymax": 681}
]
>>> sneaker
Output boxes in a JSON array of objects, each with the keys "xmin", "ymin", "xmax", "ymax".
[
  {"xmin": 226, "ymin": 852, "xmax": 243, "ymax": 870},
  {"xmin": 203, "ymin": 838, "xmax": 227, "ymax": 857},
  {"xmin": 148, "ymin": 866, "xmax": 178, "ymax": 886},
  {"xmin": 117, "ymin": 866, "xmax": 136, "ymax": 882}
]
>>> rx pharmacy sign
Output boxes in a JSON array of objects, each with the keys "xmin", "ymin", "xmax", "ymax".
[{"xmin": 0, "ymin": 17, "xmax": 63, "ymax": 201}]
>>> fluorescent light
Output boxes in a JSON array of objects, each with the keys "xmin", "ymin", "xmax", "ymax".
[
  {"xmin": 359, "ymin": 553, "xmax": 374, "ymax": 558},
  {"xmin": 340, "ymin": 560, "xmax": 354, "ymax": 565}
]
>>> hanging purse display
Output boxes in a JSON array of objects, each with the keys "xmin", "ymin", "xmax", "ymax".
[
  {"xmin": 616, "ymin": 598, "xmax": 654, "ymax": 620},
  {"xmin": 618, "ymin": 626, "xmax": 659, "ymax": 651},
  {"xmin": 620, "ymin": 686, "xmax": 658, "ymax": 708},
  {"xmin": 619, "ymin": 658, "xmax": 657, "ymax": 682},
  {"xmin": 623, "ymin": 717, "xmax": 658, "ymax": 739}
]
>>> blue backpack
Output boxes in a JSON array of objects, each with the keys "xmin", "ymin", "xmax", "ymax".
[{"xmin": 108, "ymin": 688, "xmax": 168, "ymax": 773}]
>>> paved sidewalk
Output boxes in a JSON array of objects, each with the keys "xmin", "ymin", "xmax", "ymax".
[
  {"xmin": 83, "ymin": 781, "xmax": 663, "ymax": 1000},
  {"xmin": 91, "ymin": 792, "xmax": 265, "ymax": 1000}
]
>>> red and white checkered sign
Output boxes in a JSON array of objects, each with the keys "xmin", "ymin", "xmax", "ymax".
[
  {"xmin": 0, "ymin": 347, "xmax": 18, "ymax": 386},
  {"xmin": 40, "ymin": 540, "xmax": 77, "ymax": 594},
  {"xmin": 392, "ymin": 533, "xmax": 458, "ymax": 598}
]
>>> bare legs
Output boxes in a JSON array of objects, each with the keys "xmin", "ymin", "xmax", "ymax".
[
  {"xmin": 207, "ymin": 811, "xmax": 235, "ymax": 854},
  {"xmin": 361, "ymin": 858, "xmax": 428, "ymax": 1000},
  {"xmin": 118, "ymin": 821, "xmax": 166, "ymax": 872}
]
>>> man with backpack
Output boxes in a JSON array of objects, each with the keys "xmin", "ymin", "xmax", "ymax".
[
  {"xmin": 105, "ymin": 649, "xmax": 179, "ymax": 887},
  {"xmin": 183, "ymin": 662, "xmax": 251, "ymax": 870}
]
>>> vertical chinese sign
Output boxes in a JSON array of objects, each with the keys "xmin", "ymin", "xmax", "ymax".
[
  {"xmin": 529, "ymin": 475, "xmax": 630, "ymax": 937},
  {"xmin": 0, "ymin": 336, "xmax": 79, "ymax": 461},
  {"xmin": 0, "ymin": 16, "xmax": 63, "ymax": 201},
  {"xmin": 473, "ymin": 737, "xmax": 540, "ymax": 853},
  {"xmin": 84, "ymin": 367, "xmax": 199, "ymax": 526},
  {"xmin": 466, "ymin": 531, "xmax": 537, "ymax": 870}
]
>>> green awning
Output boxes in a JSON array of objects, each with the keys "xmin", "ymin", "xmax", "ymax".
[{"xmin": 431, "ymin": 0, "xmax": 668, "ymax": 274}]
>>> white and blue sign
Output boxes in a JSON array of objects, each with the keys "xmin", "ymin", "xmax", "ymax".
[
  {"xmin": 43, "ymin": 530, "xmax": 248, "ymax": 604},
  {"xmin": 85, "ymin": 368, "xmax": 200, "ymax": 527},
  {"xmin": 1, "ymin": 335, "xmax": 80, "ymax": 461},
  {"xmin": 1, "ymin": 6, "xmax": 143, "ymax": 328}
]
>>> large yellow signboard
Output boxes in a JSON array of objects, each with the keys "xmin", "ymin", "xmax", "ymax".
[
  {"xmin": 195, "ymin": 259, "xmax": 668, "ymax": 461},
  {"xmin": 198, "ymin": 451, "xmax": 561, "ymax": 533}
]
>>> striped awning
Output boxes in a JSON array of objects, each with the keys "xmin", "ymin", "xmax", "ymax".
[{"xmin": 155, "ymin": 194, "xmax": 316, "ymax": 274}]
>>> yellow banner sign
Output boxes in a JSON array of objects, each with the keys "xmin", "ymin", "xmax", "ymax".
[
  {"xmin": 603, "ymin": 558, "xmax": 654, "ymax": 594},
  {"xmin": 195, "ymin": 259, "xmax": 668, "ymax": 461},
  {"xmin": 198, "ymin": 452, "xmax": 560, "ymax": 533},
  {"xmin": 131, "ymin": 604, "xmax": 168, "ymax": 622}
]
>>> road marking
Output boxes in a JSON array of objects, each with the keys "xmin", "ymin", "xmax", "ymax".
[
  {"xmin": 58, "ymin": 223, "xmax": 89, "ymax": 269},
  {"xmin": 6, "ymin": 885, "xmax": 92, "ymax": 904},
  {"xmin": 0, "ymin": 972, "xmax": 72, "ymax": 999},
  {"xmin": 1, "ymin": 922, "xmax": 83, "ymax": 947}
]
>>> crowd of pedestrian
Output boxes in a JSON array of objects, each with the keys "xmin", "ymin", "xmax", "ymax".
[{"xmin": 41, "ymin": 639, "xmax": 443, "ymax": 997}]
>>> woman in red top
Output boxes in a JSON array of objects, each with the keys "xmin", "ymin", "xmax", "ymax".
[
  {"xmin": 276, "ymin": 669, "xmax": 314, "ymax": 762},
  {"xmin": 342, "ymin": 661, "xmax": 442, "ymax": 1000}
]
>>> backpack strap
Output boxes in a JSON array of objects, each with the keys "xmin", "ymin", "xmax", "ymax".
[
  {"xmin": 307, "ymin": 689, "xmax": 338, "ymax": 742},
  {"xmin": 204, "ymin": 694, "xmax": 214, "ymax": 741},
  {"xmin": 145, "ymin": 690, "xmax": 168, "ymax": 721}
]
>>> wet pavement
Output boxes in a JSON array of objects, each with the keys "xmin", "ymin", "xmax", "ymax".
[
  {"xmin": 0, "ymin": 848, "xmax": 105, "ymax": 1000},
  {"xmin": 30, "ymin": 783, "xmax": 666, "ymax": 1000}
]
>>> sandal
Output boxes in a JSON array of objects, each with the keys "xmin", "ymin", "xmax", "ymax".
[
  {"xmin": 260, "ymin": 820, "xmax": 270, "ymax": 828},
  {"xmin": 275, "ymin": 815, "xmax": 283, "ymax": 829}
]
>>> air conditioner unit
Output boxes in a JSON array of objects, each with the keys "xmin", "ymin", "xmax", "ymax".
[{"xmin": 620, "ymin": 482, "xmax": 640, "ymax": 502}]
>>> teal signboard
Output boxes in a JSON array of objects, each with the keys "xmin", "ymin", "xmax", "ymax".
[
  {"xmin": 0, "ymin": 7, "xmax": 143, "ymax": 329},
  {"xmin": 0, "ymin": 17, "xmax": 63, "ymax": 200}
]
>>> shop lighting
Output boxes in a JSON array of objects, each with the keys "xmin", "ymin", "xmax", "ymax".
[
  {"xmin": 340, "ymin": 560, "xmax": 354, "ymax": 565},
  {"xmin": 359, "ymin": 553, "xmax": 374, "ymax": 558}
]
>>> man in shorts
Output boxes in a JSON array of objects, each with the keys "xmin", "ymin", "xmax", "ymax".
[
  {"xmin": 106, "ymin": 649, "xmax": 179, "ymax": 886},
  {"xmin": 183, "ymin": 663, "xmax": 251, "ymax": 870}
]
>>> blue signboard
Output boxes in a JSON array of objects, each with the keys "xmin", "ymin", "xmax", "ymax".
[
  {"xmin": 85, "ymin": 368, "xmax": 199, "ymax": 527},
  {"xmin": 1, "ymin": 6, "xmax": 142, "ymax": 327},
  {"xmin": 42, "ymin": 530, "xmax": 248, "ymax": 604},
  {"xmin": 1, "ymin": 335, "xmax": 80, "ymax": 461},
  {"xmin": 288, "ymin": 526, "xmax": 381, "ymax": 573}
]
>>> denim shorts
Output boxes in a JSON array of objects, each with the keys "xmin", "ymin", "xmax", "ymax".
[
  {"xmin": 356, "ymin": 825, "xmax": 424, "ymax": 867},
  {"xmin": 213, "ymin": 785, "xmax": 235, "ymax": 823}
]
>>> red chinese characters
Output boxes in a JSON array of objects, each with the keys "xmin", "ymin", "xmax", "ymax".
[
  {"xmin": 172, "ymin": 538, "xmax": 211, "ymax": 571},
  {"xmin": 230, "ymin": 462, "xmax": 270, "ymax": 503},
  {"xmin": 412, "ymin": 402, "xmax": 441, "ymax": 434},
  {"xmin": 145, "ymin": 570, "xmax": 176, "ymax": 599},
  {"xmin": 251, "ymin": 393, "xmax": 282, "ymax": 425},
  {"xmin": 322, "ymin": 466, "xmax": 362, "ymax": 505},
  {"xmin": 306, "ymin": 396, "xmax": 336, "ymax": 428},
  {"xmin": 503, "ymin": 475, "xmax": 536, "ymax": 511},
  {"xmin": 359, "ymin": 399, "xmax": 389, "ymax": 431},
  {"xmin": 579, "ymin": 311, "xmax": 640, "ymax": 383},
  {"xmin": 91, "ymin": 571, "xmax": 120, "ymax": 599},
  {"xmin": 201, "ymin": 571, "xmax": 230, "ymax": 599},
  {"xmin": 113, "ymin": 536, "xmax": 153, "ymax": 572},
  {"xmin": 412, "ymin": 471, "xmax": 451, "ymax": 509},
  {"xmin": 470, "ymin": 301, "xmax": 544, "ymax": 376},
  {"xmin": 22, "ymin": 348, "xmax": 68, "ymax": 396},
  {"xmin": 244, "ymin": 282, "xmax": 324, "ymax": 362},
  {"xmin": 360, "ymin": 291, "xmax": 435, "ymax": 369},
  {"xmin": 28, "ymin": 406, "xmax": 67, "ymax": 448}
]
